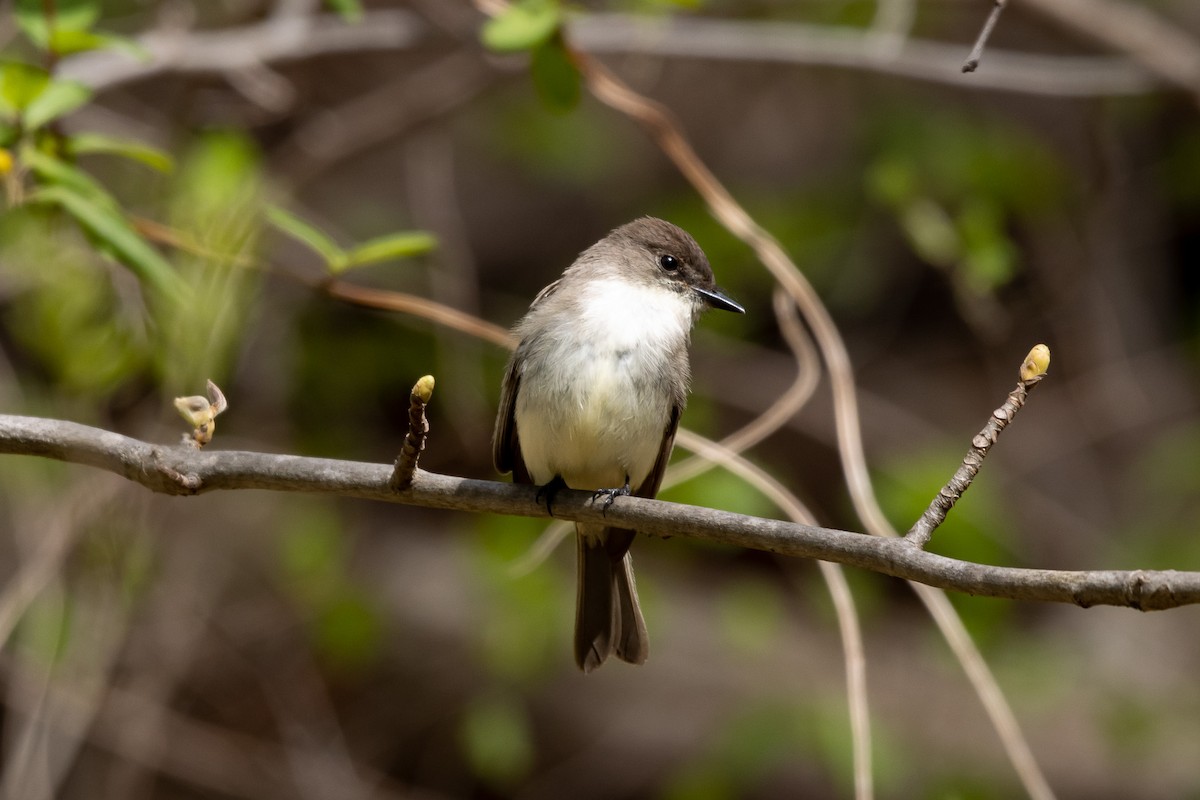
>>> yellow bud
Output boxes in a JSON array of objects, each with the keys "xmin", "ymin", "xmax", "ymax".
[
  {"xmin": 414, "ymin": 374, "xmax": 435, "ymax": 403},
  {"xmin": 0, "ymin": 149, "xmax": 12, "ymax": 176},
  {"xmin": 1020, "ymin": 344, "xmax": 1050, "ymax": 381}
]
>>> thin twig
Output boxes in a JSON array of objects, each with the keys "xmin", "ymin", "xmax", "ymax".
[
  {"xmin": 963, "ymin": 0, "xmax": 1009, "ymax": 73},
  {"xmin": 569, "ymin": 13, "xmax": 1156, "ymax": 97},
  {"xmin": 58, "ymin": 10, "xmax": 425, "ymax": 91},
  {"xmin": 323, "ymin": 279, "xmax": 515, "ymax": 349},
  {"xmin": 906, "ymin": 345, "xmax": 1050, "ymax": 548},
  {"xmin": 390, "ymin": 375, "xmax": 435, "ymax": 490}
]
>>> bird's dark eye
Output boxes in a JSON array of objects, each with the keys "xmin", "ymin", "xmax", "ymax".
[{"xmin": 659, "ymin": 254, "xmax": 680, "ymax": 272}]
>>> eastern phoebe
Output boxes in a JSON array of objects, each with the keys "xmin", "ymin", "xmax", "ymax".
[{"xmin": 493, "ymin": 217, "xmax": 744, "ymax": 671}]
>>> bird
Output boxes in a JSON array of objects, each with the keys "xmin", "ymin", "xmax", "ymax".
[{"xmin": 493, "ymin": 217, "xmax": 744, "ymax": 671}]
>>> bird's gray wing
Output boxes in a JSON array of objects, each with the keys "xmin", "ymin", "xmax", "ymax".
[
  {"xmin": 493, "ymin": 279, "xmax": 566, "ymax": 483},
  {"xmin": 492, "ymin": 352, "xmax": 530, "ymax": 484},
  {"xmin": 633, "ymin": 403, "xmax": 681, "ymax": 499}
]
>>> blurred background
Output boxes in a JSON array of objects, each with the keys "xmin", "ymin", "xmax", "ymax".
[{"xmin": 1, "ymin": 0, "xmax": 1200, "ymax": 797}]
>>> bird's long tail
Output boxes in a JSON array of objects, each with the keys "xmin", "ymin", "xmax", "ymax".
[{"xmin": 575, "ymin": 525, "xmax": 649, "ymax": 672}]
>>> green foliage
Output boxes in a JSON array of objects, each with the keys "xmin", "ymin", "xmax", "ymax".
[
  {"xmin": 157, "ymin": 132, "xmax": 262, "ymax": 391},
  {"xmin": 323, "ymin": 0, "xmax": 363, "ymax": 22},
  {"xmin": 530, "ymin": 36, "xmax": 581, "ymax": 114},
  {"xmin": 267, "ymin": 205, "xmax": 344, "ymax": 266},
  {"xmin": 22, "ymin": 78, "xmax": 91, "ymax": 130},
  {"xmin": 459, "ymin": 691, "xmax": 535, "ymax": 787},
  {"xmin": 268, "ymin": 205, "xmax": 436, "ymax": 274},
  {"xmin": 345, "ymin": 230, "xmax": 437, "ymax": 268},
  {"xmin": 15, "ymin": 0, "xmax": 101, "ymax": 49},
  {"xmin": 480, "ymin": 0, "xmax": 583, "ymax": 115},
  {"xmin": 3, "ymin": 209, "xmax": 151, "ymax": 397},
  {"xmin": 867, "ymin": 110, "xmax": 1070, "ymax": 298},
  {"xmin": 622, "ymin": 0, "xmax": 705, "ymax": 10},
  {"xmin": 0, "ymin": 61, "xmax": 54, "ymax": 116},
  {"xmin": 67, "ymin": 132, "xmax": 173, "ymax": 173},
  {"xmin": 14, "ymin": 0, "xmax": 142, "ymax": 57},
  {"xmin": 481, "ymin": 0, "xmax": 561, "ymax": 53},
  {"xmin": 32, "ymin": 184, "xmax": 188, "ymax": 305},
  {"xmin": 0, "ymin": 53, "xmax": 184, "ymax": 318},
  {"xmin": 22, "ymin": 144, "xmax": 119, "ymax": 205}
]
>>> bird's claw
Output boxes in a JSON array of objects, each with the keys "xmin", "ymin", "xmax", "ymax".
[
  {"xmin": 536, "ymin": 476, "xmax": 567, "ymax": 516},
  {"xmin": 591, "ymin": 481, "xmax": 631, "ymax": 516}
]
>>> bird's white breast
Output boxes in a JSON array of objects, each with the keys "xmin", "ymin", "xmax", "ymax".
[{"xmin": 515, "ymin": 278, "xmax": 692, "ymax": 490}]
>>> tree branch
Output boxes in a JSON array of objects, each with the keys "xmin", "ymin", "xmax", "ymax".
[
  {"xmin": 58, "ymin": 10, "xmax": 425, "ymax": 92},
  {"xmin": 0, "ymin": 413, "xmax": 1195, "ymax": 611},
  {"xmin": 569, "ymin": 13, "xmax": 1158, "ymax": 97}
]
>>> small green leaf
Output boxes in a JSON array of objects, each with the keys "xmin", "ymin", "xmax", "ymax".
[
  {"xmin": 529, "ymin": 36, "xmax": 581, "ymax": 113},
  {"xmin": 68, "ymin": 133, "xmax": 173, "ymax": 173},
  {"xmin": 22, "ymin": 146, "xmax": 119, "ymax": 207},
  {"xmin": 324, "ymin": 0, "xmax": 364, "ymax": 22},
  {"xmin": 32, "ymin": 185, "xmax": 188, "ymax": 305},
  {"xmin": 47, "ymin": 28, "xmax": 115, "ymax": 56},
  {"xmin": 266, "ymin": 205, "xmax": 347, "ymax": 271},
  {"xmin": 23, "ymin": 79, "xmax": 91, "ymax": 129},
  {"xmin": 344, "ymin": 231, "xmax": 436, "ymax": 270},
  {"xmin": 0, "ymin": 61, "xmax": 51, "ymax": 116},
  {"xmin": 16, "ymin": 0, "xmax": 101, "ymax": 49},
  {"xmin": 481, "ymin": 0, "xmax": 560, "ymax": 53}
]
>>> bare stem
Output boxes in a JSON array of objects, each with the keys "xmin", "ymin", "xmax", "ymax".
[
  {"xmin": 390, "ymin": 376, "xmax": 435, "ymax": 490},
  {"xmin": 963, "ymin": 0, "xmax": 1009, "ymax": 73},
  {"xmin": 906, "ymin": 345, "xmax": 1050, "ymax": 549}
]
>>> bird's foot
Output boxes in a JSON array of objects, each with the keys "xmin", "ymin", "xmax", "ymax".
[
  {"xmin": 535, "ymin": 476, "xmax": 568, "ymax": 516},
  {"xmin": 591, "ymin": 480, "xmax": 631, "ymax": 516}
]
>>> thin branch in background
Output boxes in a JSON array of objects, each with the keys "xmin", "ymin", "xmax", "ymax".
[
  {"xmin": 906, "ymin": 345, "xmax": 1050, "ymax": 548},
  {"xmin": 868, "ymin": 0, "xmax": 917, "ymax": 57},
  {"xmin": 674, "ymin": 430, "xmax": 872, "ymax": 800},
  {"xmin": 391, "ymin": 375, "xmax": 435, "ymax": 490},
  {"xmin": 1020, "ymin": 0, "xmax": 1200, "ymax": 105},
  {"xmin": 276, "ymin": 48, "xmax": 496, "ymax": 190},
  {"xmin": 322, "ymin": 279, "xmax": 516, "ymax": 349},
  {"xmin": 563, "ymin": 37, "xmax": 1056, "ymax": 800},
  {"xmin": 963, "ymin": 0, "xmax": 1009, "ymax": 73},
  {"xmin": 58, "ymin": 9, "xmax": 425, "ymax": 91},
  {"xmin": 568, "ymin": 14, "xmax": 1157, "ymax": 98}
]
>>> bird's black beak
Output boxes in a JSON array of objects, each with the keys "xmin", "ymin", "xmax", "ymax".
[{"xmin": 694, "ymin": 286, "xmax": 745, "ymax": 314}]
